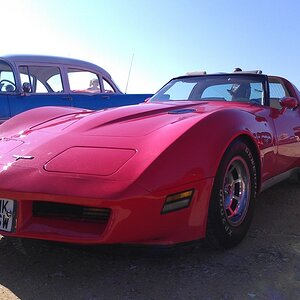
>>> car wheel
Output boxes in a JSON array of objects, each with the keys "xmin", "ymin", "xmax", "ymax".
[
  {"xmin": 206, "ymin": 140, "xmax": 258, "ymax": 249},
  {"xmin": 292, "ymin": 171, "xmax": 300, "ymax": 182}
]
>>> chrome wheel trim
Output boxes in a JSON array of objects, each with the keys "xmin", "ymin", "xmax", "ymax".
[{"xmin": 222, "ymin": 156, "xmax": 251, "ymax": 227}]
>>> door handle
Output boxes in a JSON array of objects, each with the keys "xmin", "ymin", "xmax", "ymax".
[{"xmin": 62, "ymin": 96, "xmax": 72, "ymax": 101}]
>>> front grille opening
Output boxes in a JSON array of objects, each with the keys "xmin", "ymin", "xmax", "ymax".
[{"xmin": 32, "ymin": 201, "xmax": 111, "ymax": 223}]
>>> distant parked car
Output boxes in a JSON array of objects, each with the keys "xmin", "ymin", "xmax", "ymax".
[{"xmin": 0, "ymin": 55, "xmax": 153, "ymax": 123}]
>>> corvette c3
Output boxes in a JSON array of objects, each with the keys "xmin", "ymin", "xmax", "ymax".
[{"xmin": 0, "ymin": 70, "xmax": 299, "ymax": 248}]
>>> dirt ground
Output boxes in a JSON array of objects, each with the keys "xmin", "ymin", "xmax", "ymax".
[{"xmin": 0, "ymin": 179, "xmax": 299, "ymax": 300}]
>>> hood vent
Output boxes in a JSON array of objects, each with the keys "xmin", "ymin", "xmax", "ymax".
[{"xmin": 168, "ymin": 108, "xmax": 196, "ymax": 114}]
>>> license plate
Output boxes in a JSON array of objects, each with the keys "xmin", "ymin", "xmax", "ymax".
[{"xmin": 0, "ymin": 199, "xmax": 16, "ymax": 232}]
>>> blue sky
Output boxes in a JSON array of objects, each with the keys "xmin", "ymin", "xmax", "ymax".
[{"xmin": 2, "ymin": 0, "xmax": 300, "ymax": 93}]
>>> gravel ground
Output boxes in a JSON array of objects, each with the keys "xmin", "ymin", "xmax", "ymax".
[{"xmin": 0, "ymin": 179, "xmax": 299, "ymax": 300}]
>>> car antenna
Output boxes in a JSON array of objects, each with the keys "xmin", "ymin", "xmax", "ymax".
[{"xmin": 125, "ymin": 53, "xmax": 134, "ymax": 94}]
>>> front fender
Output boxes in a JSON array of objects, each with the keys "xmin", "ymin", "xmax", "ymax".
[
  {"xmin": 137, "ymin": 108, "xmax": 274, "ymax": 193},
  {"xmin": 0, "ymin": 106, "xmax": 88, "ymax": 138}
]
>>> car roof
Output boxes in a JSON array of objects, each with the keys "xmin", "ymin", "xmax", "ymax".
[
  {"xmin": 174, "ymin": 71, "xmax": 267, "ymax": 81},
  {"xmin": 0, "ymin": 54, "xmax": 112, "ymax": 79}
]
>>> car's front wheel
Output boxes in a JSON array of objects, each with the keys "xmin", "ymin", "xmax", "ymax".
[{"xmin": 206, "ymin": 140, "xmax": 258, "ymax": 248}]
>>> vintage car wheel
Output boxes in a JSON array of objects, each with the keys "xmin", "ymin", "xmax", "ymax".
[{"xmin": 206, "ymin": 140, "xmax": 257, "ymax": 249}]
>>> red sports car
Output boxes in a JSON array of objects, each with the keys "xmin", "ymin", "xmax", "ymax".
[{"xmin": 0, "ymin": 70, "xmax": 299, "ymax": 248}]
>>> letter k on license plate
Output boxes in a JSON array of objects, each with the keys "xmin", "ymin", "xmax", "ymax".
[{"xmin": 0, "ymin": 199, "xmax": 16, "ymax": 232}]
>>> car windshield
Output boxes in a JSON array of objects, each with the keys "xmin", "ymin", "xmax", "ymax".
[{"xmin": 150, "ymin": 74, "xmax": 266, "ymax": 105}]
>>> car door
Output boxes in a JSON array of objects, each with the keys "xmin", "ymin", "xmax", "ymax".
[
  {"xmin": 66, "ymin": 68, "xmax": 130, "ymax": 110},
  {"xmin": 272, "ymin": 107, "xmax": 300, "ymax": 172},
  {"xmin": 8, "ymin": 64, "xmax": 73, "ymax": 117},
  {"xmin": 0, "ymin": 59, "xmax": 16, "ymax": 122},
  {"xmin": 0, "ymin": 94, "xmax": 10, "ymax": 123},
  {"xmin": 269, "ymin": 78, "xmax": 300, "ymax": 173}
]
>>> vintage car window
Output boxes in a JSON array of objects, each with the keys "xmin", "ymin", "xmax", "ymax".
[
  {"xmin": 68, "ymin": 68, "xmax": 101, "ymax": 93},
  {"xmin": 19, "ymin": 70, "xmax": 33, "ymax": 93},
  {"xmin": 150, "ymin": 75, "xmax": 264, "ymax": 104},
  {"xmin": 47, "ymin": 74, "xmax": 64, "ymax": 92},
  {"xmin": 0, "ymin": 60, "xmax": 16, "ymax": 92},
  {"xmin": 19, "ymin": 65, "xmax": 63, "ymax": 93},
  {"xmin": 103, "ymin": 78, "xmax": 116, "ymax": 93},
  {"xmin": 35, "ymin": 80, "xmax": 48, "ymax": 93}
]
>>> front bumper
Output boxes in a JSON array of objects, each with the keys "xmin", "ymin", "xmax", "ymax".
[{"xmin": 0, "ymin": 177, "xmax": 214, "ymax": 245}]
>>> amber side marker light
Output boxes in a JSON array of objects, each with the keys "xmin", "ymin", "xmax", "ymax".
[{"xmin": 161, "ymin": 189, "xmax": 194, "ymax": 214}]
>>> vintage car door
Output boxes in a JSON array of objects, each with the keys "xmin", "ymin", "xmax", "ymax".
[
  {"xmin": 71, "ymin": 92, "xmax": 150, "ymax": 110},
  {"xmin": 65, "ymin": 67, "xmax": 149, "ymax": 110},
  {"xmin": 0, "ymin": 59, "xmax": 16, "ymax": 123},
  {"xmin": 66, "ymin": 67, "xmax": 128, "ymax": 110},
  {"xmin": 8, "ymin": 64, "xmax": 73, "ymax": 117},
  {"xmin": 0, "ymin": 93, "xmax": 10, "ymax": 123}
]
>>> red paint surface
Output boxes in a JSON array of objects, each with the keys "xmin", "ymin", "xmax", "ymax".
[{"xmin": 0, "ymin": 76, "xmax": 299, "ymax": 245}]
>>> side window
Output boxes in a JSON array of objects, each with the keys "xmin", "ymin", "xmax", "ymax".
[
  {"xmin": 103, "ymin": 78, "xmax": 116, "ymax": 93},
  {"xmin": 269, "ymin": 79, "xmax": 290, "ymax": 109},
  {"xmin": 0, "ymin": 60, "xmax": 16, "ymax": 92},
  {"xmin": 35, "ymin": 80, "xmax": 48, "ymax": 93},
  {"xmin": 47, "ymin": 74, "xmax": 64, "ymax": 92},
  {"xmin": 68, "ymin": 69, "xmax": 101, "ymax": 93},
  {"xmin": 269, "ymin": 82, "xmax": 288, "ymax": 98},
  {"xmin": 19, "ymin": 65, "xmax": 63, "ymax": 93}
]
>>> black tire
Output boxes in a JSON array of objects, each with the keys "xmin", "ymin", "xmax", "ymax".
[
  {"xmin": 206, "ymin": 140, "xmax": 258, "ymax": 249},
  {"xmin": 288, "ymin": 170, "xmax": 300, "ymax": 183}
]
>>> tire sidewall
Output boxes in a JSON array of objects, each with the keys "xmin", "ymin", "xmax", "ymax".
[{"xmin": 208, "ymin": 141, "xmax": 257, "ymax": 248}]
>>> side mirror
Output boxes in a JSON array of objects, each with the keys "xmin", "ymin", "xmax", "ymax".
[{"xmin": 279, "ymin": 97, "xmax": 299, "ymax": 110}]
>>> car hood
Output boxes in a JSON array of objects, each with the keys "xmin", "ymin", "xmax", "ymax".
[
  {"xmin": 0, "ymin": 101, "xmax": 260, "ymax": 197},
  {"xmin": 7, "ymin": 101, "xmax": 230, "ymax": 138}
]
